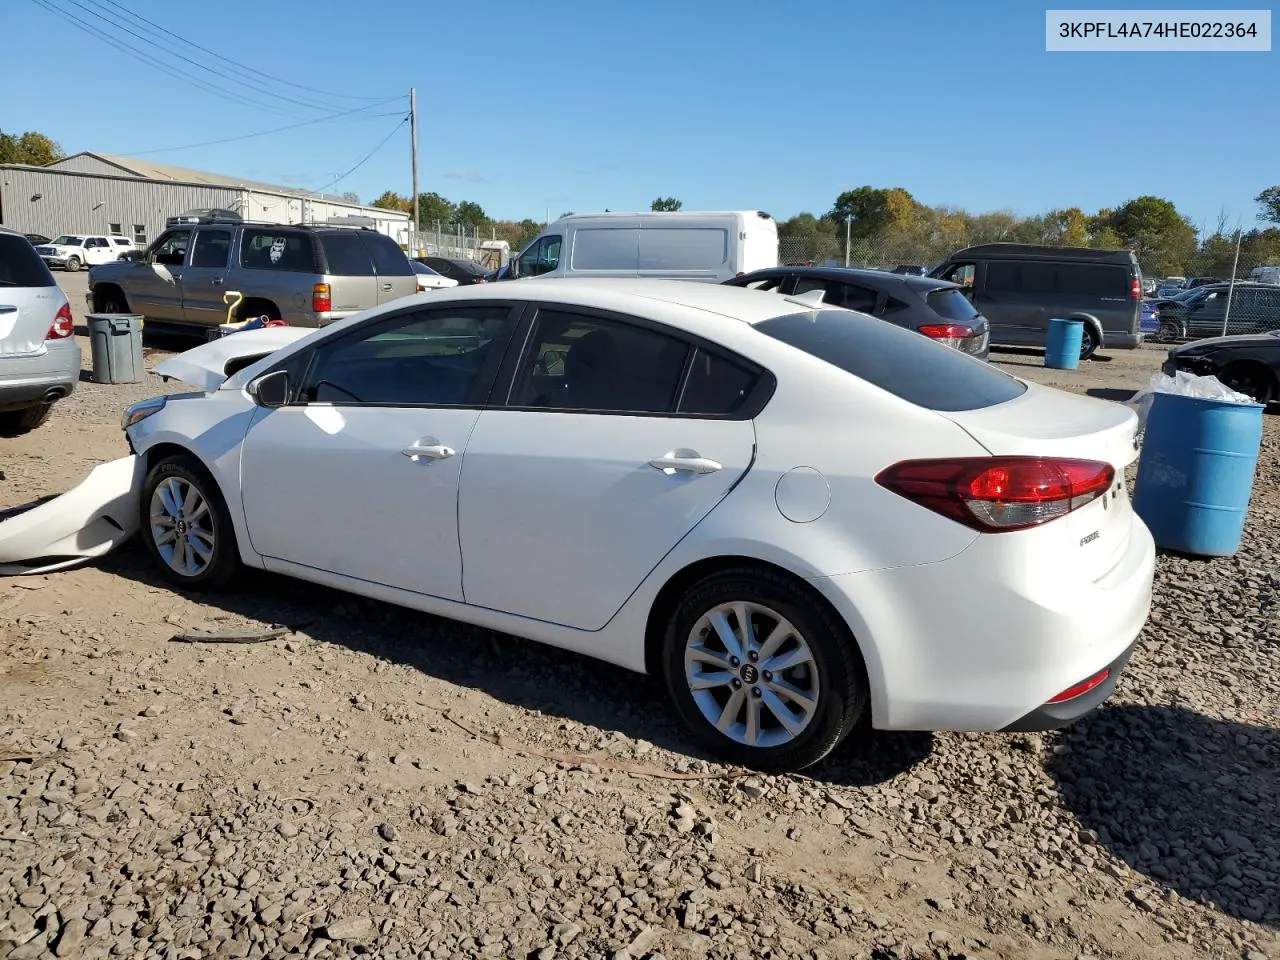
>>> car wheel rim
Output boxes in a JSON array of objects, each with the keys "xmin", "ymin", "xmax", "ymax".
[
  {"xmin": 149, "ymin": 477, "xmax": 215, "ymax": 577},
  {"xmin": 684, "ymin": 601, "xmax": 820, "ymax": 749}
]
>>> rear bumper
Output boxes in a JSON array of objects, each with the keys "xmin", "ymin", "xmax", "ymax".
[
  {"xmin": 0, "ymin": 340, "xmax": 81, "ymax": 411},
  {"xmin": 808, "ymin": 510, "xmax": 1156, "ymax": 732},
  {"xmin": 1105, "ymin": 332, "xmax": 1143, "ymax": 349},
  {"xmin": 1000, "ymin": 636, "xmax": 1139, "ymax": 731}
]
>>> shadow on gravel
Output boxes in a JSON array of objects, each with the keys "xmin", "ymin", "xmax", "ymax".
[
  {"xmin": 1046, "ymin": 703, "xmax": 1279, "ymax": 927},
  {"xmin": 1085, "ymin": 387, "xmax": 1137, "ymax": 403},
  {"xmin": 96, "ymin": 543, "xmax": 931, "ymax": 787},
  {"xmin": 990, "ymin": 345, "xmax": 1114, "ymax": 364}
]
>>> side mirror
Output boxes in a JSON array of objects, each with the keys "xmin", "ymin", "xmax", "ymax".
[
  {"xmin": 122, "ymin": 250, "xmax": 145, "ymax": 262},
  {"xmin": 507, "ymin": 257, "xmax": 520, "ymax": 279},
  {"xmin": 248, "ymin": 370, "xmax": 290, "ymax": 408}
]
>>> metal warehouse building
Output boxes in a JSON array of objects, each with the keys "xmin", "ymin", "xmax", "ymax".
[{"xmin": 0, "ymin": 152, "xmax": 410, "ymax": 249}]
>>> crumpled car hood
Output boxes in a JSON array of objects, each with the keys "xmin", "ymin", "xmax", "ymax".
[
  {"xmin": 0, "ymin": 456, "xmax": 144, "ymax": 576},
  {"xmin": 152, "ymin": 327, "xmax": 313, "ymax": 392}
]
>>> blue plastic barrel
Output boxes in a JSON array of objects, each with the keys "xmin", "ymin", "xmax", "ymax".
[
  {"xmin": 1131, "ymin": 392, "xmax": 1265, "ymax": 556},
  {"xmin": 1044, "ymin": 318, "xmax": 1084, "ymax": 370}
]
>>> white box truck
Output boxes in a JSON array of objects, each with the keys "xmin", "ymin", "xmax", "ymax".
[{"xmin": 506, "ymin": 210, "xmax": 778, "ymax": 283}]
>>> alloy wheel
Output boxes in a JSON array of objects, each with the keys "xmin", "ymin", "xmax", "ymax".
[
  {"xmin": 149, "ymin": 476, "xmax": 216, "ymax": 577},
  {"xmin": 683, "ymin": 601, "xmax": 820, "ymax": 749}
]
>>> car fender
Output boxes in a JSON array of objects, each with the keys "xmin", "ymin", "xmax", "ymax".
[
  {"xmin": 0, "ymin": 456, "xmax": 144, "ymax": 575},
  {"xmin": 1064, "ymin": 312, "xmax": 1105, "ymax": 347}
]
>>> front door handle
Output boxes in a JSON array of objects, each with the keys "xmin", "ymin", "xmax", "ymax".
[
  {"xmin": 211, "ymin": 277, "xmax": 224, "ymax": 285},
  {"xmin": 381, "ymin": 282, "xmax": 393, "ymax": 291},
  {"xmin": 402, "ymin": 440, "xmax": 455, "ymax": 461},
  {"xmin": 649, "ymin": 451, "xmax": 722, "ymax": 475}
]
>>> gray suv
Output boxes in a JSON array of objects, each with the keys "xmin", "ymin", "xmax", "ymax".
[{"xmin": 87, "ymin": 217, "xmax": 416, "ymax": 335}]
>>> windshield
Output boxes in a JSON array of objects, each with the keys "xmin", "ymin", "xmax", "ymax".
[
  {"xmin": 51, "ymin": 235, "xmax": 83, "ymax": 245},
  {"xmin": 756, "ymin": 309, "xmax": 1026, "ymax": 412},
  {"xmin": 412, "ymin": 262, "xmax": 442, "ymax": 276}
]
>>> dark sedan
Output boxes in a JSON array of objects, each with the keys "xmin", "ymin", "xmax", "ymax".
[
  {"xmin": 1163, "ymin": 331, "xmax": 1280, "ymax": 404},
  {"xmin": 414, "ymin": 256, "xmax": 490, "ymax": 285},
  {"xmin": 724, "ymin": 266, "xmax": 990, "ymax": 359}
]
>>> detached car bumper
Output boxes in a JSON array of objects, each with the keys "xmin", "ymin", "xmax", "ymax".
[
  {"xmin": 0, "ymin": 339, "xmax": 81, "ymax": 411},
  {"xmin": 0, "ymin": 456, "xmax": 143, "ymax": 575}
]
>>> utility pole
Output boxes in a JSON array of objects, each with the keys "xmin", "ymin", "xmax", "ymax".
[
  {"xmin": 410, "ymin": 87, "xmax": 419, "ymax": 256},
  {"xmin": 844, "ymin": 215, "xmax": 852, "ymax": 267}
]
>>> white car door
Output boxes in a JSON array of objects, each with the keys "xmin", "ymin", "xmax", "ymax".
[
  {"xmin": 458, "ymin": 307, "xmax": 763, "ymax": 631},
  {"xmin": 239, "ymin": 301, "xmax": 522, "ymax": 601}
]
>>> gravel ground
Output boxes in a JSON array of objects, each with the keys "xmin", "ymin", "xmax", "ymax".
[{"xmin": 1, "ymin": 276, "xmax": 1276, "ymax": 960}]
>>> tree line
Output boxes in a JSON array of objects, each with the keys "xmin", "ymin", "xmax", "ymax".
[{"xmin": 781, "ymin": 185, "xmax": 1280, "ymax": 278}]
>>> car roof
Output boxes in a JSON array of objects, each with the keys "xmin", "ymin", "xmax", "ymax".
[
  {"xmin": 949, "ymin": 243, "xmax": 1137, "ymax": 265},
  {"xmin": 742, "ymin": 265, "xmax": 961, "ymax": 293},
  {"xmin": 422, "ymin": 278, "xmax": 821, "ymax": 327}
]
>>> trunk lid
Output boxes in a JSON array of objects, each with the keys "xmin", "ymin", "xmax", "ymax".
[
  {"xmin": 0, "ymin": 233, "xmax": 65, "ymax": 357},
  {"xmin": 938, "ymin": 381, "xmax": 1140, "ymax": 580},
  {"xmin": 152, "ymin": 326, "xmax": 314, "ymax": 391}
]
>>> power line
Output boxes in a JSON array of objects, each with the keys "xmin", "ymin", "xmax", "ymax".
[
  {"xmin": 310, "ymin": 116, "xmax": 409, "ymax": 196},
  {"xmin": 97, "ymin": 0, "xmax": 395, "ymax": 104},
  {"xmin": 29, "ymin": 0, "xmax": 317, "ymax": 119},
  {"xmin": 123, "ymin": 104, "xmax": 405, "ymax": 157},
  {"xmin": 52, "ymin": 0, "xmax": 344, "ymax": 115}
]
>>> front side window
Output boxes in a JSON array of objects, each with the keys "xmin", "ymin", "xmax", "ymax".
[
  {"xmin": 241, "ymin": 229, "xmax": 315, "ymax": 272},
  {"xmin": 190, "ymin": 229, "xmax": 232, "ymax": 269},
  {"xmin": 299, "ymin": 305, "xmax": 515, "ymax": 406},
  {"xmin": 510, "ymin": 310, "xmax": 688, "ymax": 413},
  {"xmin": 938, "ymin": 262, "xmax": 976, "ymax": 288},
  {"xmin": 519, "ymin": 235, "xmax": 562, "ymax": 277},
  {"xmin": 150, "ymin": 230, "xmax": 191, "ymax": 266}
]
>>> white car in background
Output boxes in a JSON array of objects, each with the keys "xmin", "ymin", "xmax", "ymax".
[
  {"xmin": 411, "ymin": 260, "xmax": 459, "ymax": 292},
  {"xmin": 35, "ymin": 234, "xmax": 134, "ymax": 271},
  {"xmin": 108, "ymin": 279, "xmax": 1154, "ymax": 771}
]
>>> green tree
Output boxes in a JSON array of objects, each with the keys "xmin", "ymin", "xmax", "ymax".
[
  {"xmin": 453, "ymin": 200, "xmax": 488, "ymax": 228},
  {"xmin": 651, "ymin": 197, "xmax": 682, "ymax": 212},
  {"xmin": 0, "ymin": 130, "xmax": 64, "ymax": 166},
  {"xmin": 1043, "ymin": 207, "xmax": 1089, "ymax": 246},
  {"xmin": 827, "ymin": 186, "xmax": 918, "ymax": 239},
  {"xmin": 559, "ymin": 211, "xmax": 575, "ymax": 219},
  {"xmin": 1255, "ymin": 186, "xmax": 1280, "ymax": 224},
  {"xmin": 370, "ymin": 191, "xmax": 409, "ymax": 212},
  {"xmin": 416, "ymin": 192, "xmax": 456, "ymax": 228},
  {"xmin": 339, "ymin": 191, "xmax": 361, "ymax": 204},
  {"xmin": 777, "ymin": 213, "xmax": 839, "ymax": 262}
]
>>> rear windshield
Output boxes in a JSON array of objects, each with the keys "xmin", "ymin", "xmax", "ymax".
[
  {"xmin": 0, "ymin": 234, "xmax": 57, "ymax": 287},
  {"xmin": 924, "ymin": 287, "xmax": 981, "ymax": 323},
  {"xmin": 756, "ymin": 309, "xmax": 1026, "ymax": 412}
]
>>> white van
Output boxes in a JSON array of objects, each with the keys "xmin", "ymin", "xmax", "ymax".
[
  {"xmin": 1248, "ymin": 265, "xmax": 1280, "ymax": 285},
  {"xmin": 507, "ymin": 211, "xmax": 778, "ymax": 283}
]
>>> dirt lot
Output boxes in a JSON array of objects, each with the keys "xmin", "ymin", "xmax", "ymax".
[{"xmin": 1, "ymin": 273, "xmax": 1276, "ymax": 960}]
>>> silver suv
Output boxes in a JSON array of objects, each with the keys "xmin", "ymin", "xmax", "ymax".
[{"xmin": 87, "ymin": 216, "xmax": 417, "ymax": 335}]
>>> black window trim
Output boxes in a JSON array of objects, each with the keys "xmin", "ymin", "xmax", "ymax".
[
  {"xmin": 270, "ymin": 300, "xmax": 527, "ymax": 410},
  {"xmin": 492, "ymin": 301, "xmax": 776, "ymax": 421}
]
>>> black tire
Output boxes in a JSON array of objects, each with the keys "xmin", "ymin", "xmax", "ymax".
[
  {"xmin": 0, "ymin": 402, "xmax": 54, "ymax": 435},
  {"xmin": 1079, "ymin": 324, "xmax": 1100, "ymax": 361},
  {"xmin": 65, "ymin": 256, "xmax": 81, "ymax": 272},
  {"xmin": 1218, "ymin": 363, "xmax": 1275, "ymax": 405},
  {"xmin": 662, "ymin": 567, "xmax": 867, "ymax": 773},
  {"xmin": 139, "ymin": 454, "xmax": 240, "ymax": 590},
  {"xmin": 1155, "ymin": 320, "xmax": 1181, "ymax": 344},
  {"xmin": 99, "ymin": 291, "xmax": 128, "ymax": 314}
]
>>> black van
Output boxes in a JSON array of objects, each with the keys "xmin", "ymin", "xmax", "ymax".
[{"xmin": 929, "ymin": 244, "xmax": 1143, "ymax": 360}]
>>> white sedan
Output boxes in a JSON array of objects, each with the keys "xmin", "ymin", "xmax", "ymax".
[
  {"xmin": 411, "ymin": 260, "xmax": 459, "ymax": 292},
  {"xmin": 118, "ymin": 279, "xmax": 1155, "ymax": 772}
]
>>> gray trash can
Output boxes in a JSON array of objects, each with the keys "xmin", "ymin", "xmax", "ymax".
[{"xmin": 86, "ymin": 314, "xmax": 145, "ymax": 384}]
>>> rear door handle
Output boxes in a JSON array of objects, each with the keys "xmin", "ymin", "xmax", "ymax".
[
  {"xmin": 402, "ymin": 439, "xmax": 455, "ymax": 461},
  {"xmin": 211, "ymin": 277, "xmax": 223, "ymax": 285},
  {"xmin": 649, "ymin": 452, "xmax": 722, "ymax": 475},
  {"xmin": 381, "ymin": 282, "xmax": 393, "ymax": 291}
]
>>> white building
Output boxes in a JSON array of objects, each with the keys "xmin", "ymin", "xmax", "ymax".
[{"xmin": 0, "ymin": 152, "xmax": 410, "ymax": 249}]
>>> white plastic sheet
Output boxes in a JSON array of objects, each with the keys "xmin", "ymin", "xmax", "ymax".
[{"xmin": 1126, "ymin": 370, "xmax": 1255, "ymax": 435}]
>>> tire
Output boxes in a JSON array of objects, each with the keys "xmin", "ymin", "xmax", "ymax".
[
  {"xmin": 1079, "ymin": 324, "xmax": 1100, "ymax": 361},
  {"xmin": 139, "ymin": 455, "xmax": 240, "ymax": 590},
  {"xmin": 662, "ymin": 567, "xmax": 867, "ymax": 773},
  {"xmin": 65, "ymin": 256, "xmax": 81, "ymax": 272},
  {"xmin": 0, "ymin": 402, "xmax": 54, "ymax": 435},
  {"xmin": 1155, "ymin": 320, "xmax": 1181, "ymax": 344},
  {"xmin": 99, "ymin": 292, "xmax": 128, "ymax": 314},
  {"xmin": 1218, "ymin": 363, "xmax": 1275, "ymax": 405}
]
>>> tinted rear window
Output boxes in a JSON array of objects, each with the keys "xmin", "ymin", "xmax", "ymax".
[
  {"xmin": 321, "ymin": 233, "xmax": 375, "ymax": 276},
  {"xmin": 241, "ymin": 230, "xmax": 316, "ymax": 272},
  {"xmin": 359, "ymin": 232, "xmax": 413, "ymax": 276},
  {"xmin": 924, "ymin": 287, "xmax": 980, "ymax": 323},
  {"xmin": 985, "ymin": 260, "xmax": 1127, "ymax": 297},
  {"xmin": 756, "ymin": 309, "xmax": 1026, "ymax": 412},
  {"xmin": 0, "ymin": 234, "xmax": 57, "ymax": 287}
]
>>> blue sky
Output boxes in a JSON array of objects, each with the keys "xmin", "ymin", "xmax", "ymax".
[{"xmin": 5, "ymin": 0, "xmax": 1276, "ymax": 232}]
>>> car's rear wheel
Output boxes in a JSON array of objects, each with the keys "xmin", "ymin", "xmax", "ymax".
[
  {"xmin": 0, "ymin": 402, "xmax": 55, "ymax": 435},
  {"xmin": 1079, "ymin": 324, "xmax": 1100, "ymax": 361},
  {"xmin": 1218, "ymin": 362, "xmax": 1275, "ymax": 405},
  {"xmin": 662, "ymin": 568, "xmax": 867, "ymax": 772},
  {"xmin": 140, "ymin": 455, "xmax": 239, "ymax": 589},
  {"xmin": 1155, "ymin": 320, "xmax": 1181, "ymax": 343},
  {"xmin": 65, "ymin": 256, "xmax": 81, "ymax": 272}
]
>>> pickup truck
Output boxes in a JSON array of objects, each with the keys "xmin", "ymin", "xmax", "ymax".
[{"xmin": 35, "ymin": 235, "xmax": 134, "ymax": 271}]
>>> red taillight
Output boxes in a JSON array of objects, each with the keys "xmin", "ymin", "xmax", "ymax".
[
  {"xmin": 1130, "ymin": 278, "xmax": 1141, "ymax": 299},
  {"xmin": 1047, "ymin": 668, "xmax": 1111, "ymax": 703},
  {"xmin": 46, "ymin": 303, "xmax": 74, "ymax": 340},
  {"xmin": 312, "ymin": 283, "xmax": 332, "ymax": 313},
  {"xmin": 875, "ymin": 456, "xmax": 1115, "ymax": 532},
  {"xmin": 917, "ymin": 323, "xmax": 974, "ymax": 341}
]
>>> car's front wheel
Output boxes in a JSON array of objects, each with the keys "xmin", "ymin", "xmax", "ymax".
[
  {"xmin": 64, "ymin": 256, "xmax": 81, "ymax": 272},
  {"xmin": 1155, "ymin": 320, "xmax": 1181, "ymax": 343},
  {"xmin": 140, "ymin": 455, "xmax": 239, "ymax": 589},
  {"xmin": 662, "ymin": 568, "xmax": 867, "ymax": 772}
]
